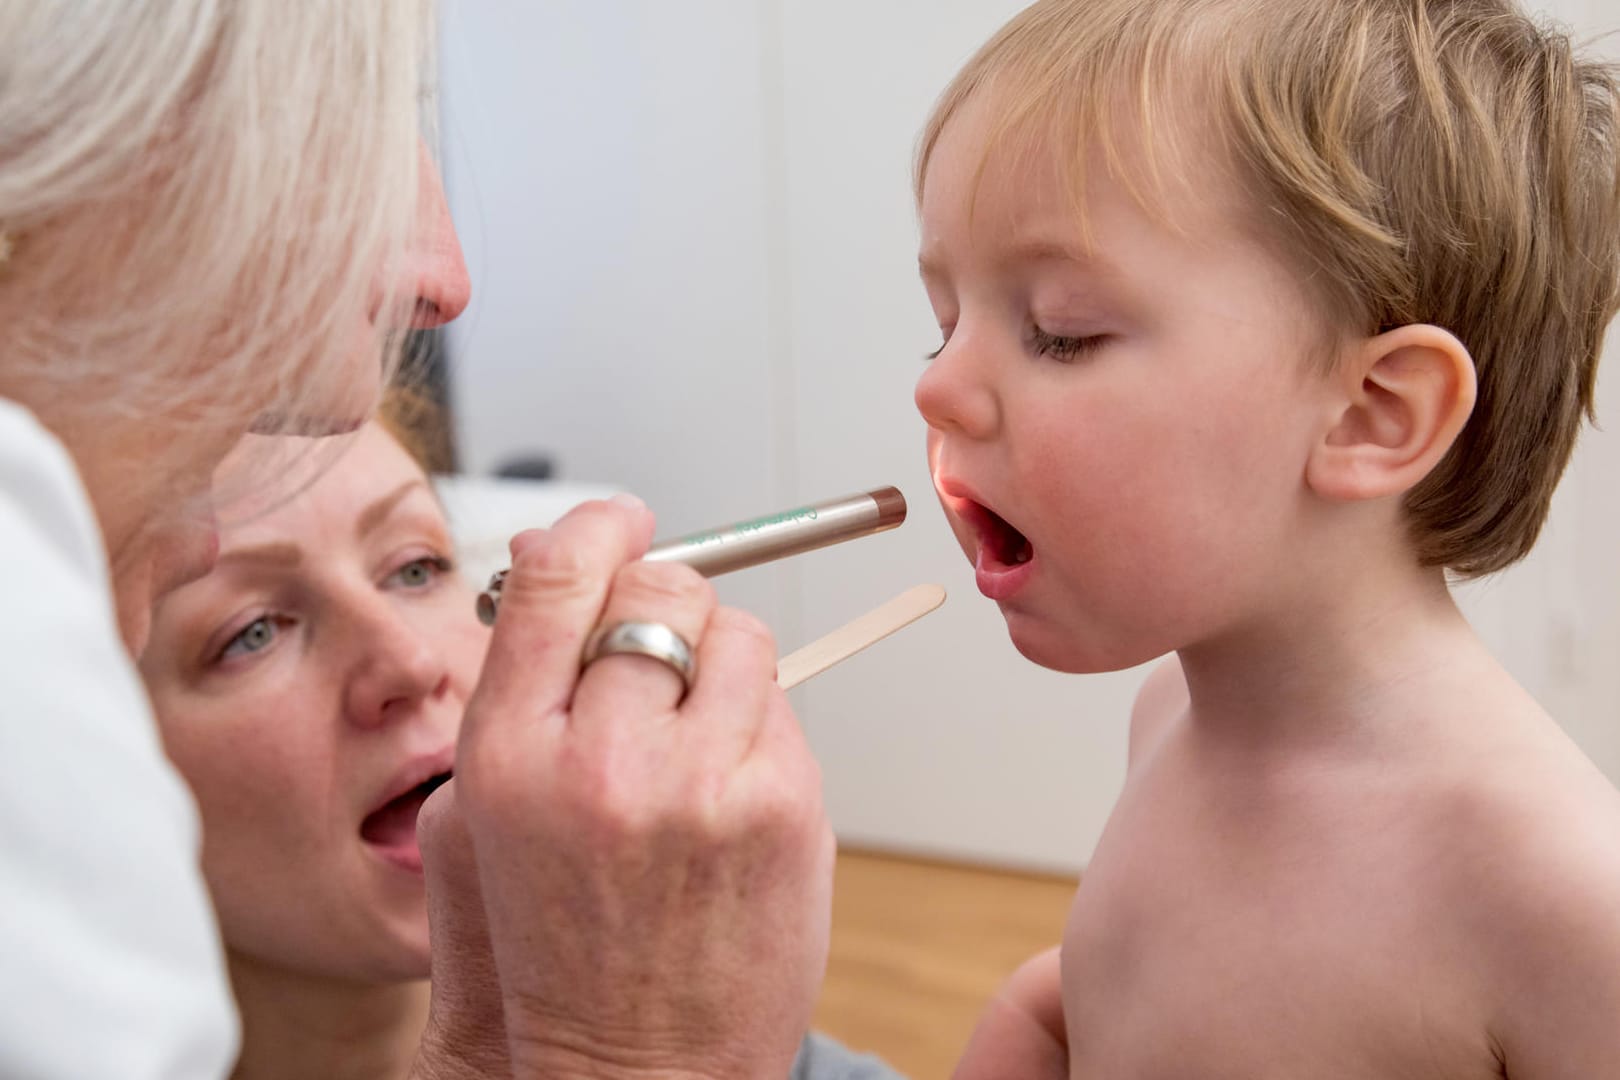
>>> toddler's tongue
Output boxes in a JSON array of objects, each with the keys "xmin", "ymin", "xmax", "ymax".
[{"xmin": 979, "ymin": 506, "xmax": 1033, "ymax": 569}]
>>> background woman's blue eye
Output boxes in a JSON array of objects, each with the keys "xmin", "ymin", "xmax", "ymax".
[
  {"xmin": 388, "ymin": 555, "xmax": 452, "ymax": 589},
  {"xmin": 221, "ymin": 616, "xmax": 277, "ymax": 660}
]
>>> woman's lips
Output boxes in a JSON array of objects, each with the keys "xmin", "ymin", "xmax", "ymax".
[
  {"xmin": 359, "ymin": 780, "xmax": 446, "ymax": 873},
  {"xmin": 361, "ymin": 755, "xmax": 454, "ymax": 874}
]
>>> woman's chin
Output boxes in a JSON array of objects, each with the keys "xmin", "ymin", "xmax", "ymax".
[
  {"xmin": 377, "ymin": 911, "xmax": 434, "ymax": 980},
  {"xmin": 397, "ymin": 950, "xmax": 432, "ymax": 982},
  {"xmin": 364, "ymin": 927, "xmax": 433, "ymax": 984}
]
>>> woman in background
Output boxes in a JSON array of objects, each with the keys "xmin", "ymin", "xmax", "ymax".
[{"xmin": 139, "ymin": 393, "xmax": 901, "ymax": 1080}]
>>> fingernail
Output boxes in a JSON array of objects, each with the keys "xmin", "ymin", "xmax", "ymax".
[{"xmin": 610, "ymin": 493, "xmax": 647, "ymax": 513}]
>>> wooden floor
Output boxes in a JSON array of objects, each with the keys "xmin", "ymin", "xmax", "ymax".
[{"xmin": 811, "ymin": 849, "xmax": 1078, "ymax": 1079}]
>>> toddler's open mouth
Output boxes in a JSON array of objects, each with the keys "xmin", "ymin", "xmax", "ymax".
[
  {"xmin": 962, "ymin": 499, "xmax": 1033, "ymax": 568},
  {"xmin": 361, "ymin": 771, "xmax": 452, "ymax": 873},
  {"xmin": 954, "ymin": 497, "xmax": 1037, "ymax": 601}
]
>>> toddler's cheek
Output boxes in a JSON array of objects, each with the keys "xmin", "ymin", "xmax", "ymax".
[{"xmin": 931, "ymin": 492, "xmax": 981, "ymax": 565}]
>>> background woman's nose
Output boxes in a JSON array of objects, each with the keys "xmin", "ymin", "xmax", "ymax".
[
  {"xmin": 403, "ymin": 143, "xmax": 471, "ymax": 330},
  {"xmin": 344, "ymin": 606, "xmax": 451, "ymax": 729}
]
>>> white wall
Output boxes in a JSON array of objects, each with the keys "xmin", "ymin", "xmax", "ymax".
[
  {"xmin": 438, "ymin": 1, "xmax": 787, "ymax": 628},
  {"xmin": 442, "ymin": 0, "xmax": 1620, "ymax": 874}
]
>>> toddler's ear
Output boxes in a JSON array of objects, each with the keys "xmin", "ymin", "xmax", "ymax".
[{"xmin": 1305, "ymin": 324, "xmax": 1476, "ymax": 502}]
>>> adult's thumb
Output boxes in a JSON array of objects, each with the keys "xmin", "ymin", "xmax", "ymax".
[{"xmin": 415, "ymin": 781, "xmax": 511, "ymax": 1078}]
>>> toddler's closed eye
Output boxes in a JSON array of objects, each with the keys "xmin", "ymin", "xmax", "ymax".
[{"xmin": 1032, "ymin": 329, "xmax": 1109, "ymax": 361}]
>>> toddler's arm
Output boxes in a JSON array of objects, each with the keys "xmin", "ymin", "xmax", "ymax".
[
  {"xmin": 952, "ymin": 946, "xmax": 1066, "ymax": 1080},
  {"xmin": 951, "ymin": 658, "xmax": 1181, "ymax": 1080},
  {"xmin": 1492, "ymin": 853, "xmax": 1620, "ymax": 1078}
]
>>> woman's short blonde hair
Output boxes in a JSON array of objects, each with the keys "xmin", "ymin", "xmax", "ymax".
[
  {"xmin": 917, "ymin": 0, "xmax": 1620, "ymax": 577},
  {"xmin": 0, "ymin": 1, "xmax": 433, "ymax": 444}
]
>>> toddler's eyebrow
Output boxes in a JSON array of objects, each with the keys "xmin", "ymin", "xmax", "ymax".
[
  {"xmin": 1003, "ymin": 236, "xmax": 1114, "ymax": 275},
  {"xmin": 917, "ymin": 237, "xmax": 1121, "ymax": 282}
]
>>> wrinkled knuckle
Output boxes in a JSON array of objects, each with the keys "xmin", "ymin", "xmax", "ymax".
[
  {"xmin": 509, "ymin": 534, "xmax": 592, "ymax": 595},
  {"xmin": 616, "ymin": 559, "xmax": 713, "ymax": 607},
  {"xmin": 711, "ymin": 605, "xmax": 777, "ymax": 655},
  {"xmin": 578, "ymin": 792, "xmax": 649, "ymax": 847},
  {"xmin": 800, "ymin": 751, "xmax": 826, "ymax": 795},
  {"xmin": 552, "ymin": 743, "xmax": 657, "ymax": 841},
  {"xmin": 455, "ymin": 741, "xmax": 537, "ymax": 831},
  {"xmin": 735, "ymin": 777, "xmax": 818, "ymax": 847}
]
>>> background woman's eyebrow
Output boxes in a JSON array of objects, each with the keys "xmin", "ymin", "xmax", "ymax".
[
  {"xmin": 356, "ymin": 480, "xmax": 425, "ymax": 537},
  {"xmin": 216, "ymin": 542, "xmax": 304, "ymax": 569}
]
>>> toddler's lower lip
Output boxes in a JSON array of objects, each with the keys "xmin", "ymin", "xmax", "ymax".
[{"xmin": 975, "ymin": 545, "xmax": 1036, "ymax": 601}]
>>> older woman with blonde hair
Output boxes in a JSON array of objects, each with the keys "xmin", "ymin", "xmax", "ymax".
[{"xmin": 0, "ymin": 4, "xmax": 836, "ymax": 1078}]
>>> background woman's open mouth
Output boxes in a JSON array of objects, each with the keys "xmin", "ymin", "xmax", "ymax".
[{"xmin": 361, "ymin": 771, "xmax": 451, "ymax": 872}]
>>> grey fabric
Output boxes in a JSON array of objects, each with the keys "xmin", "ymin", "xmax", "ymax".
[{"xmin": 791, "ymin": 1031, "xmax": 909, "ymax": 1080}]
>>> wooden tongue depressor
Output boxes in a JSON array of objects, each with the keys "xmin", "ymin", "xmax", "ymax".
[{"xmin": 776, "ymin": 583, "xmax": 947, "ymax": 691}]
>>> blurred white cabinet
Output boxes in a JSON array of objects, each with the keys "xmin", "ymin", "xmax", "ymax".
[{"xmin": 442, "ymin": 0, "xmax": 1620, "ymax": 874}]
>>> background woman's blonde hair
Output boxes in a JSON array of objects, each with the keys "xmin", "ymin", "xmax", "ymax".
[
  {"xmin": 376, "ymin": 379, "xmax": 451, "ymax": 477},
  {"xmin": 917, "ymin": 0, "xmax": 1620, "ymax": 577},
  {"xmin": 0, "ymin": 1, "xmax": 433, "ymax": 446}
]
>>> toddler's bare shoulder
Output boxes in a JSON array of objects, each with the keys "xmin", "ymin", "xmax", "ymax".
[{"xmin": 1431, "ymin": 746, "xmax": 1620, "ymax": 993}]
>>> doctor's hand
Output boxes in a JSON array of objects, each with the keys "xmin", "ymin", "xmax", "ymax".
[
  {"xmin": 413, "ymin": 787, "xmax": 511, "ymax": 1080},
  {"xmin": 421, "ymin": 496, "xmax": 835, "ymax": 1080}
]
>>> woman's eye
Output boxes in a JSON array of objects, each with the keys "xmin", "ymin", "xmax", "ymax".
[
  {"xmin": 1031, "ymin": 328, "xmax": 1108, "ymax": 361},
  {"xmin": 387, "ymin": 555, "xmax": 453, "ymax": 590},
  {"xmin": 219, "ymin": 616, "xmax": 280, "ymax": 662}
]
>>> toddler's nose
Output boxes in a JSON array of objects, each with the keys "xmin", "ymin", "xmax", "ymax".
[{"xmin": 914, "ymin": 337, "xmax": 1000, "ymax": 439}]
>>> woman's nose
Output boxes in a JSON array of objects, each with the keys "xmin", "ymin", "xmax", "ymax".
[
  {"xmin": 344, "ymin": 603, "xmax": 451, "ymax": 729},
  {"xmin": 398, "ymin": 143, "xmax": 471, "ymax": 330},
  {"xmin": 914, "ymin": 335, "xmax": 1000, "ymax": 439}
]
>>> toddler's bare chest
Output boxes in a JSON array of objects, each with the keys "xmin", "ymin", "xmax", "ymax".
[{"xmin": 1059, "ymin": 768, "xmax": 1503, "ymax": 1080}]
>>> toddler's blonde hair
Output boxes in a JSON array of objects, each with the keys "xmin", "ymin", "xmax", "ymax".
[{"xmin": 918, "ymin": 0, "xmax": 1620, "ymax": 576}]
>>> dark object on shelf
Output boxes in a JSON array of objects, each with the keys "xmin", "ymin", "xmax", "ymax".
[{"xmin": 492, "ymin": 455, "xmax": 557, "ymax": 481}]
